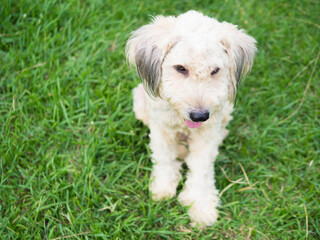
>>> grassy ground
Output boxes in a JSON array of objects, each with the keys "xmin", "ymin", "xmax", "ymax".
[{"xmin": 1, "ymin": 0, "xmax": 319, "ymax": 239}]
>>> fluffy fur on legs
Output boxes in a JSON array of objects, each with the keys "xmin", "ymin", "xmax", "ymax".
[{"xmin": 126, "ymin": 10, "xmax": 256, "ymax": 228}]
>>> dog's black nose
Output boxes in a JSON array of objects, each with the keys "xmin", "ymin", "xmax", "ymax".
[{"xmin": 189, "ymin": 110, "xmax": 210, "ymax": 122}]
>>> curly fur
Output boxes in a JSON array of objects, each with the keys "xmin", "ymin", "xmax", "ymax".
[{"xmin": 126, "ymin": 10, "xmax": 256, "ymax": 228}]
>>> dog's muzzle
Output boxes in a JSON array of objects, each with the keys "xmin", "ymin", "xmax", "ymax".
[
  {"xmin": 185, "ymin": 110, "xmax": 209, "ymax": 128},
  {"xmin": 189, "ymin": 110, "xmax": 209, "ymax": 122}
]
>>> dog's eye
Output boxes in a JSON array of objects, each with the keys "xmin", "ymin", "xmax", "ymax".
[
  {"xmin": 211, "ymin": 67, "xmax": 220, "ymax": 76},
  {"xmin": 174, "ymin": 65, "xmax": 188, "ymax": 75}
]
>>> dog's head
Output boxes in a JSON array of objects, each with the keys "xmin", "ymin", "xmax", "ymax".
[{"xmin": 126, "ymin": 11, "xmax": 256, "ymax": 127}]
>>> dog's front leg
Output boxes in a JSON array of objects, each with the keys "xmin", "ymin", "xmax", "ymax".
[
  {"xmin": 148, "ymin": 122, "xmax": 182, "ymax": 200},
  {"xmin": 178, "ymin": 129, "xmax": 220, "ymax": 227}
]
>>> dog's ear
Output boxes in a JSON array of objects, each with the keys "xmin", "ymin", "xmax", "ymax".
[
  {"xmin": 126, "ymin": 16, "xmax": 178, "ymax": 98},
  {"xmin": 220, "ymin": 22, "xmax": 257, "ymax": 101}
]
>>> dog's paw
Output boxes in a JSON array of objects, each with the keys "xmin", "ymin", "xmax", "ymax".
[
  {"xmin": 149, "ymin": 164, "xmax": 182, "ymax": 200},
  {"xmin": 150, "ymin": 178, "xmax": 177, "ymax": 200},
  {"xmin": 188, "ymin": 202, "xmax": 219, "ymax": 228},
  {"xmin": 178, "ymin": 190, "xmax": 220, "ymax": 228}
]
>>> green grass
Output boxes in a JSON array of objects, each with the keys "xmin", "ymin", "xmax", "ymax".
[{"xmin": 0, "ymin": 0, "xmax": 319, "ymax": 239}]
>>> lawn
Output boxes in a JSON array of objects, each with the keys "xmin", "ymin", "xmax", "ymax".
[{"xmin": 0, "ymin": 0, "xmax": 319, "ymax": 239}]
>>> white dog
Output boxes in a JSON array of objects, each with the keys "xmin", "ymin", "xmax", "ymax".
[{"xmin": 126, "ymin": 10, "xmax": 256, "ymax": 227}]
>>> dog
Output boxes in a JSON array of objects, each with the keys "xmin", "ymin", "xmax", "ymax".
[{"xmin": 126, "ymin": 10, "xmax": 256, "ymax": 227}]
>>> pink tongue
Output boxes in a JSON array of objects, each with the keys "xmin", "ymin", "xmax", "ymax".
[{"xmin": 185, "ymin": 120, "xmax": 202, "ymax": 128}]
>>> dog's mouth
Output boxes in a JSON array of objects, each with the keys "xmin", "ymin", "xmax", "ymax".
[
  {"xmin": 185, "ymin": 120, "xmax": 202, "ymax": 128},
  {"xmin": 184, "ymin": 109, "xmax": 210, "ymax": 128}
]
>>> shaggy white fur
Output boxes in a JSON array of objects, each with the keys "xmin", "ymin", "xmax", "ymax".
[{"xmin": 126, "ymin": 10, "xmax": 256, "ymax": 228}]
